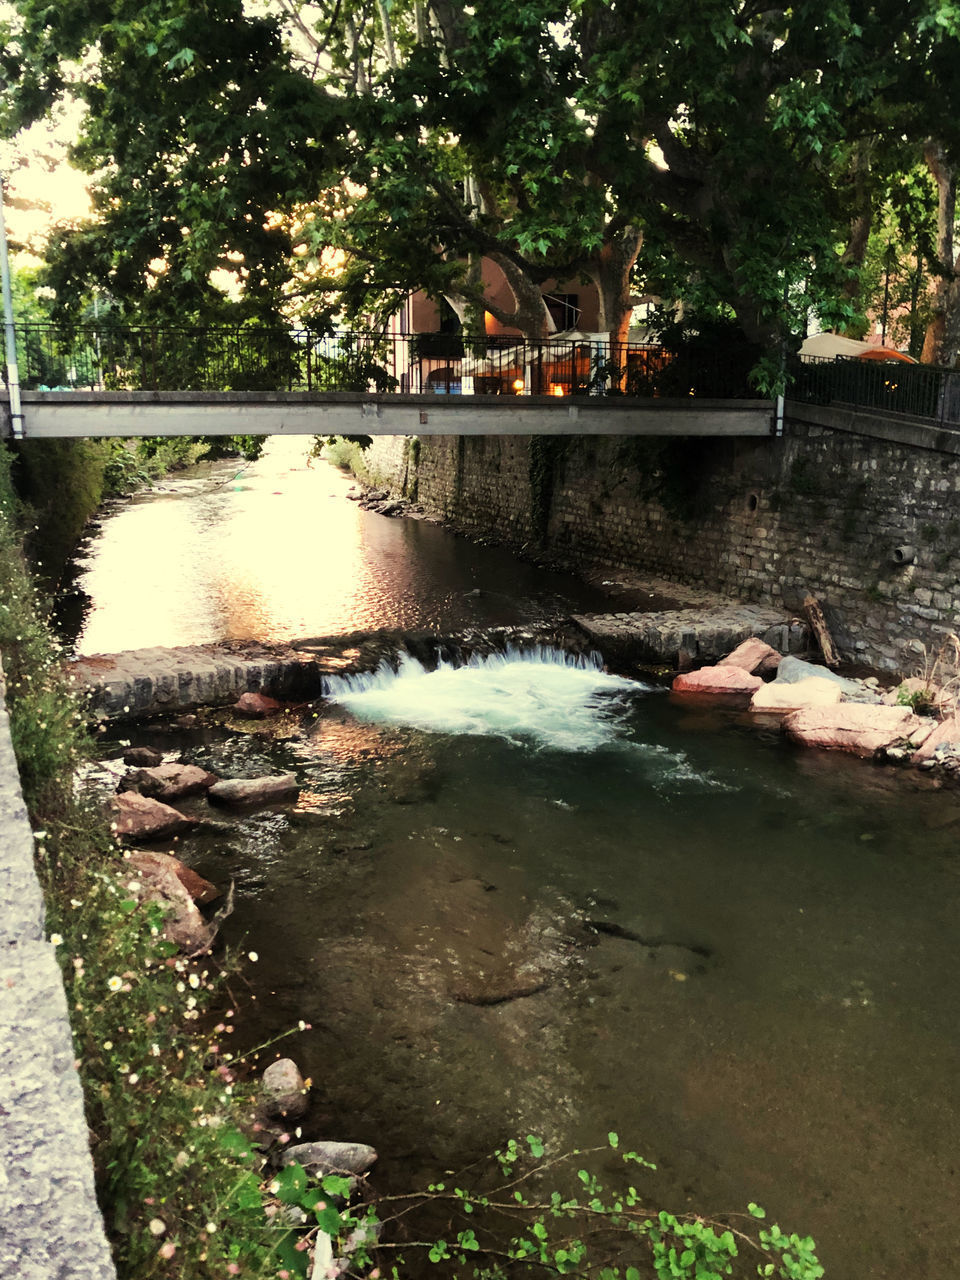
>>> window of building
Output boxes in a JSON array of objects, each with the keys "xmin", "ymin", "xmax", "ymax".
[{"xmin": 544, "ymin": 293, "xmax": 580, "ymax": 331}]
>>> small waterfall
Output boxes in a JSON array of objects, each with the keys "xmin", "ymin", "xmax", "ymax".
[{"xmin": 323, "ymin": 644, "xmax": 648, "ymax": 752}]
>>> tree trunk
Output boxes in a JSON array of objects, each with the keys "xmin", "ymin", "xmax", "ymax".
[
  {"xmin": 922, "ymin": 141, "xmax": 960, "ymax": 367},
  {"xmin": 586, "ymin": 226, "xmax": 643, "ymax": 377}
]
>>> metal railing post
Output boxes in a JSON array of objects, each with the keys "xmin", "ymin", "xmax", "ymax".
[{"xmin": 0, "ymin": 171, "xmax": 25, "ymax": 439}]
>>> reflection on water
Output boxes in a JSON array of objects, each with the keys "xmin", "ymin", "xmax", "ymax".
[{"xmin": 69, "ymin": 438, "xmax": 621, "ymax": 654}]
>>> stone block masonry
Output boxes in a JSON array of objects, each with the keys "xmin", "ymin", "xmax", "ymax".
[
  {"xmin": 0, "ymin": 657, "xmax": 118, "ymax": 1279},
  {"xmin": 362, "ymin": 421, "xmax": 960, "ymax": 673}
]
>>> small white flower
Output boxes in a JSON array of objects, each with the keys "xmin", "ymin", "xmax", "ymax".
[
  {"xmin": 128, "ymin": 1073, "xmax": 139, "ymax": 1085},
  {"xmin": 188, "ymin": 973, "xmax": 200, "ymax": 989},
  {"xmin": 103, "ymin": 1041, "xmax": 113, "ymax": 1051},
  {"xmin": 247, "ymin": 950, "xmax": 259, "ymax": 962},
  {"xmin": 107, "ymin": 976, "xmax": 123, "ymax": 993},
  {"xmin": 148, "ymin": 1218, "xmax": 166, "ymax": 1236},
  {"xmin": 205, "ymin": 1222, "xmax": 217, "ymax": 1234},
  {"xmin": 49, "ymin": 933, "xmax": 62, "ymax": 947}
]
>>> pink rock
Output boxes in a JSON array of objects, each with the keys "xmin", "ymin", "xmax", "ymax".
[
  {"xmin": 233, "ymin": 692, "xmax": 283, "ymax": 718},
  {"xmin": 122, "ymin": 854, "xmax": 216, "ymax": 955},
  {"xmin": 672, "ymin": 666, "xmax": 763, "ymax": 696},
  {"xmin": 912, "ymin": 715, "xmax": 960, "ymax": 762},
  {"xmin": 750, "ymin": 677, "xmax": 842, "ymax": 712},
  {"xmin": 125, "ymin": 850, "xmax": 221, "ymax": 906},
  {"xmin": 783, "ymin": 705, "xmax": 938, "ymax": 757},
  {"xmin": 718, "ymin": 637, "xmax": 782, "ymax": 676},
  {"xmin": 109, "ymin": 792, "xmax": 196, "ymax": 842}
]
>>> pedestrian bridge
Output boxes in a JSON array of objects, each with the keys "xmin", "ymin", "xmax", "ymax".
[{"xmin": 2, "ymin": 323, "xmax": 776, "ymax": 439}]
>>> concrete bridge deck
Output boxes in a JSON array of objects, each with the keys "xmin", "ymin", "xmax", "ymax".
[{"xmin": 2, "ymin": 389, "xmax": 776, "ymax": 439}]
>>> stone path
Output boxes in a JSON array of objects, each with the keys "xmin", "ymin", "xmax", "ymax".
[
  {"xmin": 572, "ymin": 603, "xmax": 808, "ymax": 666},
  {"xmin": 0, "ymin": 659, "xmax": 117, "ymax": 1280}
]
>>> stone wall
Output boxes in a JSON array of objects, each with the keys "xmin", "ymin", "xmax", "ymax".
[
  {"xmin": 0, "ymin": 656, "xmax": 118, "ymax": 1279},
  {"xmin": 362, "ymin": 423, "xmax": 960, "ymax": 672}
]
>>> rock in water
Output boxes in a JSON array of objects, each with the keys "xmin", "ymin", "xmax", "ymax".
[
  {"xmin": 122, "ymin": 746, "xmax": 163, "ymax": 767},
  {"xmin": 208, "ymin": 773, "xmax": 300, "ymax": 806},
  {"xmin": 751, "ymin": 677, "xmax": 842, "ymax": 712},
  {"xmin": 280, "ymin": 1141, "xmax": 378, "ymax": 1179},
  {"xmin": 122, "ymin": 854, "xmax": 216, "ymax": 954},
  {"xmin": 260, "ymin": 1058, "xmax": 309, "ymax": 1121},
  {"xmin": 119, "ymin": 762, "xmax": 218, "ymax": 801},
  {"xmin": 717, "ymin": 637, "xmax": 782, "ymax": 676},
  {"xmin": 109, "ymin": 792, "xmax": 196, "ymax": 842},
  {"xmin": 672, "ymin": 666, "xmax": 763, "ymax": 695},
  {"xmin": 125, "ymin": 850, "xmax": 220, "ymax": 906},
  {"xmin": 233, "ymin": 692, "xmax": 284, "ymax": 718},
  {"xmin": 783, "ymin": 705, "xmax": 938, "ymax": 757}
]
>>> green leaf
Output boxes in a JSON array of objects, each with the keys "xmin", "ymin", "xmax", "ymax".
[
  {"xmin": 608, "ymin": 1131, "xmax": 619, "ymax": 1148},
  {"xmin": 315, "ymin": 1203, "xmax": 342, "ymax": 1235},
  {"xmin": 274, "ymin": 1163, "xmax": 309, "ymax": 1205},
  {"xmin": 526, "ymin": 1134, "xmax": 544, "ymax": 1158}
]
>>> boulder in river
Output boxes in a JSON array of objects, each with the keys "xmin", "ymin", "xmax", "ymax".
[
  {"xmin": 125, "ymin": 850, "xmax": 220, "ymax": 906},
  {"xmin": 119, "ymin": 762, "xmax": 218, "ymax": 801},
  {"xmin": 783, "ymin": 705, "xmax": 938, "ymax": 757},
  {"xmin": 109, "ymin": 792, "xmax": 196, "ymax": 842},
  {"xmin": 751, "ymin": 676, "xmax": 842, "ymax": 712},
  {"xmin": 672, "ymin": 665, "xmax": 762, "ymax": 696},
  {"xmin": 208, "ymin": 773, "xmax": 300, "ymax": 806},
  {"xmin": 774, "ymin": 655, "xmax": 862, "ymax": 695},
  {"xmin": 233, "ymin": 691, "xmax": 284, "ymax": 719},
  {"xmin": 280, "ymin": 1141, "xmax": 378, "ymax": 1179},
  {"xmin": 122, "ymin": 852, "xmax": 216, "ymax": 954},
  {"xmin": 717, "ymin": 636, "xmax": 782, "ymax": 676},
  {"xmin": 259, "ymin": 1057, "xmax": 310, "ymax": 1122}
]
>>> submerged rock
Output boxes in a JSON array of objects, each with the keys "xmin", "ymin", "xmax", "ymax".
[
  {"xmin": 260, "ymin": 1057, "xmax": 309, "ymax": 1122},
  {"xmin": 280, "ymin": 1141, "xmax": 378, "ymax": 1179},
  {"xmin": 122, "ymin": 746, "xmax": 163, "ymax": 768},
  {"xmin": 119, "ymin": 762, "xmax": 218, "ymax": 801},
  {"xmin": 672, "ymin": 665, "xmax": 762, "ymax": 696},
  {"xmin": 208, "ymin": 773, "xmax": 300, "ymax": 806},
  {"xmin": 774, "ymin": 655, "xmax": 862, "ymax": 695},
  {"xmin": 109, "ymin": 792, "xmax": 196, "ymax": 842}
]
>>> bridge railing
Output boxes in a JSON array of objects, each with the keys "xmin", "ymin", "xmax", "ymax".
[
  {"xmin": 12, "ymin": 324, "xmax": 756, "ymax": 399},
  {"xmin": 792, "ymin": 355, "xmax": 960, "ymax": 427}
]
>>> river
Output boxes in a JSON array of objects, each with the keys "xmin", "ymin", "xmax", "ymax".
[{"xmin": 70, "ymin": 438, "xmax": 960, "ymax": 1278}]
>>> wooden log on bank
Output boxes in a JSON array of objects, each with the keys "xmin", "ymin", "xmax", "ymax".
[{"xmin": 803, "ymin": 594, "xmax": 840, "ymax": 668}]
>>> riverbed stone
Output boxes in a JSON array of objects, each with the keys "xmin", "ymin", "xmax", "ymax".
[
  {"xmin": 718, "ymin": 637, "xmax": 782, "ymax": 676},
  {"xmin": 109, "ymin": 791, "xmax": 196, "ymax": 842},
  {"xmin": 118, "ymin": 762, "xmax": 218, "ymax": 801},
  {"xmin": 783, "ymin": 705, "xmax": 938, "ymax": 757},
  {"xmin": 208, "ymin": 773, "xmax": 300, "ymax": 806},
  {"xmin": 122, "ymin": 745, "xmax": 163, "ymax": 767},
  {"xmin": 122, "ymin": 854, "xmax": 216, "ymax": 954},
  {"xmin": 280, "ymin": 1141, "xmax": 378, "ymax": 1179},
  {"xmin": 233, "ymin": 691, "xmax": 284, "ymax": 718},
  {"xmin": 912, "ymin": 714, "xmax": 960, "ymax": 762},
  {"xmin": 125, "ymin": 850, "xmax": 220, "ymax": 906},
  {"xmin": 259, "ymin": 1057, "xmax": 309, "ymax": 1122},
  {"xmin": 672, "ymin": 666, "xmax": 763, "ymax": 695},
  {"xmin": 751, "ymin": 677, "xmax": 842, "ymax": 712}
]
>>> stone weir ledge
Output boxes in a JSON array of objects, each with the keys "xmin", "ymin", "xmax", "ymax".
[
  {"xmin": 65, "ymin": 627, "xmax": 598, "ymax": 722},
  {"xmin": 66, "ymin": 605, "xmax": 810, "ymax": 724}
]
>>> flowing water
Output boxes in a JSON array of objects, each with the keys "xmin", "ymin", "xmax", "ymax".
[{"xmin": 74, "ymin": 439, "xmax": 960, "ymax": 1278}]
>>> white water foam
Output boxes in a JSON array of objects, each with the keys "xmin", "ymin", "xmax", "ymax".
[{"xmin": 324, "ymin": 646, "xmax": 648, "ymax": 752}]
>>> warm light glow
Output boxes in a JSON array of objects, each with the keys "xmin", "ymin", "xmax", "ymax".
[
  {"xmin": 549, "ymin": 383, "xmax": 565, "ymax": 397},
  {"xmin": 512, "ymin": 378, "xmax": 525, "ymax": 393}
]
